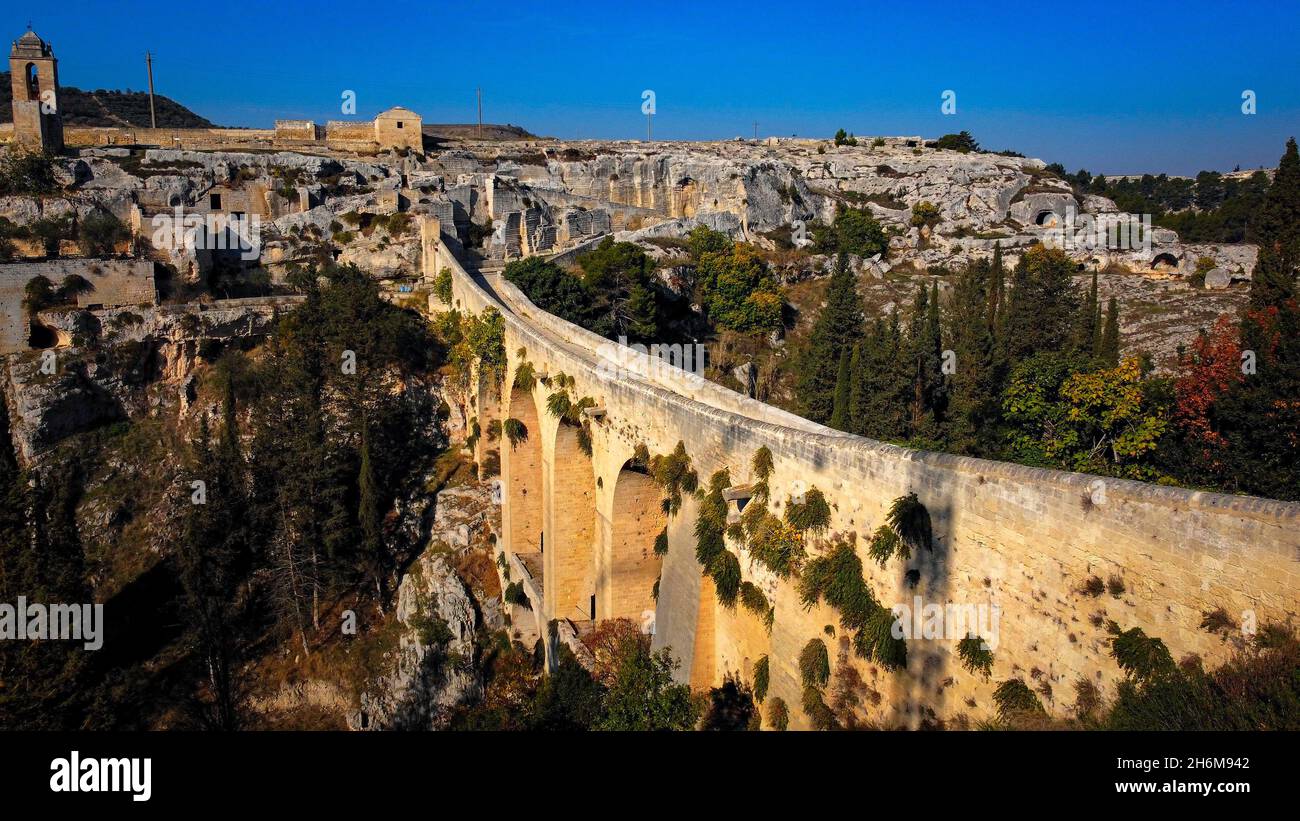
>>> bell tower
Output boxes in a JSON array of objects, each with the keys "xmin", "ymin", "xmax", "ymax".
[{"xmin": 9, "ymin": 27, "xmax": 63, "ymax": 152}]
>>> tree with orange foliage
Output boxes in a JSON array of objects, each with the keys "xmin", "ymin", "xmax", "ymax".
[{"xmin": 1173, "ymin": 314, "xmax": 1243, "ymax": 463}]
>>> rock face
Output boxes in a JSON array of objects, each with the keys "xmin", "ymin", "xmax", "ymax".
[
  {"xmin": 351, "ymin": 478, "xmax": 501, "ymax": 730},
  {"xmin": 2, "ymin": 299, "xmax": 291, "ymax": 462},
  {"xmin": 351, "ymin": 553, "xmax": 482, "ymax": 730}
]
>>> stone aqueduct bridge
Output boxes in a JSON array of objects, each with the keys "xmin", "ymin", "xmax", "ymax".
[{"xmin": 424, "ymin": 226, "xmax": 1299, "ymax": 728}]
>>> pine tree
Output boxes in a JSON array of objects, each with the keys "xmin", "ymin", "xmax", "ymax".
[
  {"xmin": 829, "ymin": 348, "xmax": 852, "ymax": 431},
  {"xmin": 1100, "ymin": 297, "xmax": 1120, "ymax": 366},
  {"xmin": 796, "ymin": 252, "xmax": 864, "ymax": 423}
]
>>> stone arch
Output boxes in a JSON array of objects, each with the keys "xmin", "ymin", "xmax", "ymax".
[
  {"xmin": 544, "ymin": 422, "xmax": 598, "ymax": 624},
  {"xmin": 603, "ymin": 460, "xmax": 667, "ymax": 624},
  {"xmin": 23, "ymin": 63, "xmax": 40, "ymax": 100},
  {"xmin": 503, "ymin": 386, "xmax": 543, "ymax": 561},
  {"xmin": 1151, "ymin": 252, "xmax": 1179, "ymax": 271},
  {"xmin": 1034, "ymin": 209, "xmax": 1058, "ymax": 227}
]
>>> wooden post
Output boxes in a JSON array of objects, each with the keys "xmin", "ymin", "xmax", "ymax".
[{"xmin": 145, "ymin": 51, "xmax": 156, "ymax": 129}]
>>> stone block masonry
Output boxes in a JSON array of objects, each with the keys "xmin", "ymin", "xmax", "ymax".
[
  {"xmin": 0, "ymin": 260, "xmax": 156, "ymax": 354},
  {"xmin": 438, "ymin": 236, "xmax": 1299, "ymax": 729}
]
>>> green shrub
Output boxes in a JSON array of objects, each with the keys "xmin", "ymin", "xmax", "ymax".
[
  {"xmin": 884, "ymin": 493, "xmax": 931, "ymax": 560},
  {"xmin": 766, "ymin": 696, "xmax": 789, "ymax": 730},
  {"xmin": 785, "ymin": 486, "xmax": 830, "ymax": 535},
  {"xmin": 802, "ymin": 685, "xmax": 836, "ymax": 729},
  {"xmin": 650, "ymin": 441, "xmax": 698, "ymax": 516},
  {"xmin": 957, "ymin": 635, "xmax": 994, "ymax": 678},
  {"xmin": 78, "ymin": 210, "xmax": 130, "ymax": 256},
  {"xmin": 853, "ymin": 607, "xmax": 908, "ymax": 670},
  {"xmin": 993, "ymin": 678, "xmax": 1045, "ymax": 722},
  {"xmin": 739, "ymin": 582, "xmax": 772, "ymax": 630},
  {"xmin": 502, "ymin": 418, "xmax": 527, "ymax": 447},
  {"xmin": 747, "ymin": 511, "xmax": 805, "ymax": 578},
  {"xmin": 653, "ymin": 528, "xmax": 669, "ymax": 556},
  {"xmin": 1109, "ymin": 625, "xmax": 1176, "ymax": 684},
  {"xmin": 752, "ymin": 655, "xmax": 770, "ymax": 703},
  {"xmin": 504, "ymin": 581, "xmax": 531, "ymax": 610},
  {"xmin": 0, "ymin": 149, "xmax": 58, "ymax": 196},
  {"xmin": 434, "ymin": 266, "xmax": 454, "ymax": 303},
  {"xmin": 710, "ymin": 550, "xmax": 741, "ymax": 608},
  {"xmin": 799, "ymin": 638, "xmax": 830, "ymax": 689},
  {"xmin": 798, "ymin": 538, "xmax": 878, "ymax": 630}
]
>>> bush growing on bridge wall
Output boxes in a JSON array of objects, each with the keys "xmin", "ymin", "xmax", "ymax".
[
  {"xmin": 753, "ymin": 655, "xmax": 770, "ymax": 703},
  {"xmin": 739, "ymin": 582, "xmax": 774, "ymax": 631},
  {"xmin": 512, "ymin": 359, "xmax": 536, "ymax": 391},
  {"xmin": 785, "ymin": 486, "xmax": 831, "ymax": 536},
  {"xmin": 650, "ymin": 441, "xmax": 698, "ymax": 516},
  {"xmin": 502, "ymin": 418, "xmax": 527, "ymax": 447},
  {"xmin": 766, "ymin": 696, "xmax": 788, "ymax": 730},
  {"xmin": 868, "ymin": 493, "xmax": 932, "ymax": 565},
  {"xmin": 799, "ymin": 639, "xmax": 831, "ymax": 689},
  {"xmin": 994, "ymin": 679, "xmax": 1046, "ymax": 723},
  {"xmin": 957, "ymin": 635, "xmax": 995, "ymax": 678}
]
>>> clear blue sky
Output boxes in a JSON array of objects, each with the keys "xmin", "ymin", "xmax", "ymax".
[{"xmin": 9, "ymin": 0, "xmax": 1300, "ymax": 175}]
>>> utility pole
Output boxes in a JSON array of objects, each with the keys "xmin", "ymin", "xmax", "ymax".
[
  {"xmin": 146, "ymin": 51, "xmax": 157, "ymax": 129},
  {"xmin": 753, "ymin": 121, "xmax": 758, "ymax": 141},
  {"xmin": 476, "ymin": 87, "xmax": 482, "ymax": 140},
  {"xmin": 647, "ymin": 110, "xmax": 652, "ymax": 142}
]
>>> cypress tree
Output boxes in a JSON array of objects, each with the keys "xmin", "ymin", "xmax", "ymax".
[
  {"xmin": 987, "ymin": 242, "xmax": 1005, "ymax": 332},
  {"xmin": 907, "ymin": 283, "xmax": 944, "ymax": 440},
  {"xmin": 1002, "ymin": 245, "xmax": 1080, "ymax": 364},
  {"xmin": 796, "ymin": 252, "xmax": 864, "ymax": 423},
  {"xmin": 1100, "ymin": 297, "xmax": 1120, "ymax": 366},
  {"xmin": 846, "ymin": 342, "xmax": 866, "ymax": 434},
  {"xmin": 358, "ymin": 420, "xmax": 389, "ymax": 607},
  {"xmin": 1073, "ymin": 270, "xmax": 1100, "ymax": 355},
  {"xmin": 829, "ymin": 348, "xmax": 852, "ymax": 431},
  {"xmin": 926, "ymin": 281, "xmax": 946, "ymax": 423},
  {"xmin": 856, "ymin": 312, "xmax": 908, "ymax": 441},
  {"xmin": 946, "ymin": 257, "xmax": 998, "ymax": 454}
]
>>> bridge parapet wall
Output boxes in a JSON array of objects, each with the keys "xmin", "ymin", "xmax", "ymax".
[{"xmin": 441, "ymin": 238, "xmax": 1300, "ymax": 728}]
